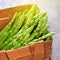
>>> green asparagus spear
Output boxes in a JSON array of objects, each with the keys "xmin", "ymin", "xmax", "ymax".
[
  {"xmin": 2, "ymin": 24, "xmax": 35, "ymax": 50},
  {"xmin": 0, "ymin": 4, "xmax": 55, "ymax": 51},
  {"xmin": 12, "ymin": 12, "xmax": 47, "ymax": 48},
  {"xmin": 28, "ymin": 32, "xmax": 55, "ymax": 44},
  {"xmin": 17, "ymin": 12, "xmax": 38, "ymax": 35},
  {"xmin": 6, "ymin": 12, "xmax": 26, "ymax": 40},
  {"xmin": 1, "ymin": 11, "xmax": 47, "ymax": 50},
  {"xmin": 0, "ymin": 12, "xmax": 18, "ymax": 40},
  {"xmin": 0, "ymin": 12, "xmax": 18, "ymax": 45},
  {"xmin": 35, "ymin": 16, "xmax": 48, "ymax": 38},
  {"xmin": 26, "ymin": 32, "xmax": 55, "ymax": 46},
  {"xmin": 0, "ymin": 10, "xmax": 29, "ymax": 47},
  {"xmin": 12, "ymin": 22, "xmax": 37, "ymax": 49},
  {"xmin": 0, "ymin": 12, "xmax": 18, "ymax": 34},
  {"xmin": 0, "ymin": 12, "xmax": 22, "ymax": 45},
  {"xmin": 0, "ymin": 12, "xmax": 26, "ymax": 49},
  {"xmin": 13, "ymin": 11, "xmax": 47, "ymax": 48},
  {"xmin": 21, "ymin": 16, "xmax": 48, "ymax": 46},
  {"xmin": 1, "ymin": 5, "xmax": 41, "ymax": 49},
  {"xmin": 13, "ymin": 34, "xmax": 30, "ymax": 49},
  {"xmin": 36, "ymin": 24, "xmax": 49, "ymax": 38},
  {"xmin": 26, "ymin": 4, "xmax": 39, "ymax": 16},
  {"xmin": 0, "ymin": 12, "xmax": 39, "ymax": 50}
]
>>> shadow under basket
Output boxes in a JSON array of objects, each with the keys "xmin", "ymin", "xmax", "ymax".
[{"xmin": 0, "ymin": 4, "xmax": 52, "ymax": 60}]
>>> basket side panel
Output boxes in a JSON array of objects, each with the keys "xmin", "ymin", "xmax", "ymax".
[
  {"xmin": 6, "ymin": 47, "xmax": 32, "ymax": 60},
  {"xmin": 29, "ymin": 41, "xmax": 45, "ymax": 60},
  {"xmin": 44, "ymin": 57, "xmax": 51, "ymax": 60},
  {"xmin": 44, "ymin": 40, "xmax": 52, "ymax": 57},
  {"xmin": 0, "ymin": 51, "xmax": 8, "ymax": 60},
  {"xmin": 10, "ymin": 55, "xmax": 32, "ymax": 60}
]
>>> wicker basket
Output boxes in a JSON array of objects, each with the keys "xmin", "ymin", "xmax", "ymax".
[{"xmin": 0, "ymin": 4, "xmax": 52, "ymax": 60}]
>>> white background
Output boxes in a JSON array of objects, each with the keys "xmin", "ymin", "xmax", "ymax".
[{"xmin": 0, "ymin": 0, "xmax": 60, "ymax": 60}]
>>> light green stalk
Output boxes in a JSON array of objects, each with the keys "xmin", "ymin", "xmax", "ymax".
[
  {"xmin": 2, "ymin": 24, "xmax": 35, "ymax": 50},
  {"xmin": 27, "ymin": 32, "xmax": 55, "ymax": 45},
  {"xmin": 0, "ymin": 12, "xmax": 22, "ymax": 44},
  {"xmin": 0, "ymin": 12, "xmax": 18, "ymax": 44}
]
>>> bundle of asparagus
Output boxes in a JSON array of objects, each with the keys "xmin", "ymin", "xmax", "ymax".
[{"xmin": 0, "ymin": 5, "xmax": 55, "ymax": 50}]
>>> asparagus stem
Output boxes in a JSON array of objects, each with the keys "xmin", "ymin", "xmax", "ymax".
[
  {"xmin": 22, "ymin": 16, "xmax": 48, "ymax": 46},
  {"xmin": 0, "ymin": 12, "xmax": 18, "ymax": 35},
  {"xmin": 29, "ymin": 32, "xmax": 55, "ymax": 44},
  {"xmin": 6, "ymin": 12, "xmax": 25, "ymax": 40},
  {"xmin": 13, "ymin": 34, "xmax": 30, "ymax": 49},
  {"xmin": 1, "ymin": 5, "xmax": 40, "ymax": 50},
  {"xmin": 13, "ymin": 11, "xmax": 47, "ymax": 48},
  {"xmin": 0, "ymin": 12, "xmax": 18, "ymax": 44},
  {"xmin": 1, "ymin": 24, "xmax": 35, "ymax": 50}
]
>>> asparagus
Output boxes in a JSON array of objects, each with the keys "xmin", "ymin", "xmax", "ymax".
[
  {"xmin": 6, "ymin": 12, "xmax": 26, "ymax": 40},
  {"xmin": 0, "ymin": 11, "xmax": 47, "ymax": 50},
  {"xmin": 22, "ymin": 33, "xmax": 39, "ymax": 47},
  {"xmin": 12, "ymin": 12, "xmax": 47, "ymax": 45},
  {"xmin": 13, "ymin": 34, "xmax": 30, "ymax": 49},
  {"xmin": 0, "ymin": 10, "xmax": 29, "ymax": 47},
  {"xmin": 12, "ymin": 22, "xmax": 37, "ymax": 49},
  {"xmin": 26, "ymin": 4, "xmax": 39, "ymax": 16},
  {"xmin": 0, "ymin": 12, "xmax": 26, "ymax": 49},
  {"xmin": 1, "ymin": 5, "xmax": 41, "ymax": 49},
  {"xmin": 21, "ymin": 16, "xmax": 48, "ymax": 46},
  {"xmin": 35, "ymin": 16, "xmax": 48, "ymax": 38},
  {"xmin": 0, "ymin": 4, "xmax": 55, "ymax": 50},
  {"xmin": 12, "ymin": 12, "xmax": 47, "ymax": 48},
  {"xmin": 17, "ymin": 9, "xmax": 39, "ymax": 35},
  {"xmin": 0, "ymin": 12, "xmax": 18, "ymax": 45},
  {"xmin": 0, "ymin": 12, "xmax": 18, "ymax": 40},
  {"xmin": 0, "ymin": 12, "xmax": 18, "ymax": 34},
  {"xmin": 13, "ymin": 24, "xmax": 53, "ymax": 48},
  {"xmin": 0, "ymin": 12, "xmax": 22, "ymax": 45},
  {"xmin": 5, "ymin": 5, "xmax": 39, "ymax": 44},
  {"xmin": 0, "ymin": 5, "xmax": 38, "ymax": 47},
  {"xmin": 2, "ymin": 24, "xmax": 35, "ymax": 50},
  {"xmin": 36, "ymin": 24, "xmax": 49, "ymax": 38},
  {"xmin": 27, "ymin": 32, "xmax": 55, "ymax": 45},
  {"xmin": 0, "ymin": 12, "xmax": 39, "ymax": 50}
]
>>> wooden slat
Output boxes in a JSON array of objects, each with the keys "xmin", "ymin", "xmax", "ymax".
[
  {"xmin": 44, "ymin": 57, "xmax": 51, "ymax": 60},
  {"xmin": 29, "ymin": 41, "xmax": 45, "ymax": 60},
  {"xmin": 44, "ymin": 40, "xmax": 52, "ymax": 57},
  {"xmin": 0, "ymin": 51, "xmax": 8, "ymax": 60},
  {"xmin": 6, "ymin": 46, "xmax": 32, "ymax": 60}
]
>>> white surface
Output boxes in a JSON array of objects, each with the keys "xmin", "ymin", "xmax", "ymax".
[{"xmin": 0, "ymin": 0, "xmax": 60, "ymax": 60}]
